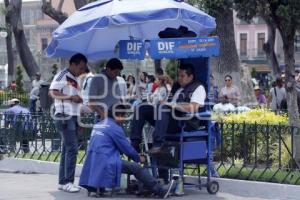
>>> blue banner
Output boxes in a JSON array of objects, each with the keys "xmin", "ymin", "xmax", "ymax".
[
  {"xmin": 119, "ymin": 40, "xmax": 145, "ymax": 60},
  {"xmin": 148, "ymin": 37, "xmax": 220, "ymax": 59}
]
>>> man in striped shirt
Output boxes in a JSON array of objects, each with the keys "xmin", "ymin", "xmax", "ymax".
[{"xmin": 49, "ymin": 53, "xmax": 88, "ymax": 193}]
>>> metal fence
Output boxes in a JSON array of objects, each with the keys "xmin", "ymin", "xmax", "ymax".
[
  {"xmin": 0, "ymin": 113, "xmax": 299, "ymax": 185},
  {"xmin": 0, "ymin": 91, "xmax": 29, "ymax": 108}
]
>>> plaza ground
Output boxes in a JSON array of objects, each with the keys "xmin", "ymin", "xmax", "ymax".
[{"xmin": 1, "ymin": 171, "xmax": 300, "ymax": 200}]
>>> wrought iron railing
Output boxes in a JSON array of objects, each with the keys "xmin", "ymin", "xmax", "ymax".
[
  {"xmin": 0, "ymin": 91, "xmax": 29, "ymax": 108},
  {"xmin": 0, "ymin": 113, "xmax": 299, "ymax": 184}
]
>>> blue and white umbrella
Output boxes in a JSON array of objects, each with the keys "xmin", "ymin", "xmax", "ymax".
[{"xmin": 46, "ymin": 0, "xmax": 216, "ymax": 61}]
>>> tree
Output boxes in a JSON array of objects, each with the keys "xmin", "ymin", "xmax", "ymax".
[
  {"xmin": 15, "ymin": 65, "xmax": 23, "ymax": 92},
  {"xmin": 42, "ymin": 0, "xmax": 96, "ymax": 25},
  {"xmin": 6, "ymin": 0, "xmax": 39, "ymax": 80},
  {"xmin": 235, "ymin": 1, "xmax": 300, "ymax": 124},
  {"xmin": 41, "ymin": 0, "xmax": 68, "ymax": 24},
  {"xmin": 234, "ymin": 1, "xmax": 281, "ymax": 77},
  {"xmin": 3, "ymin": 0, "xmax": 15, "ymax": 84},
  {"xmin": 235, "ymin": 0, "xmax": 300, "ymax": 165},
  {"xmin": 188, "ymin": 0, "xmax": 256, "ymax": 105}
]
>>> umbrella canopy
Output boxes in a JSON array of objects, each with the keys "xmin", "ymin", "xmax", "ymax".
[{"xmin": 46, "ymin": 0, "xmax": 216, "ymax": 61}]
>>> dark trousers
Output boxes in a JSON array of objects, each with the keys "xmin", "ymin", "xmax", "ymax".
[
  {"xmin": 55, "ymin": 115, "xmax": 78, "ymax": 185},
  {"xmin": 122, "ymin": 160, "xmax": 163, "ymax": 195},
  {"xmin": 29, "ymin": 99, "xmax": 37, "ymax": 113},
  {"xmin": 130, "ymin": 104, "xmax": 181, "ymax": 149}
]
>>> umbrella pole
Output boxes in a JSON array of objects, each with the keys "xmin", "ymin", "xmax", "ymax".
[{"xmin": 135, "ymin": 61, "xmax": 141, "ymax": 100}]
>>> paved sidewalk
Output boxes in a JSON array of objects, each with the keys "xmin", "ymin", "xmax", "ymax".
[{"xmin": 1, "ymin": 172, "xmax": 299, "ymax": 200}]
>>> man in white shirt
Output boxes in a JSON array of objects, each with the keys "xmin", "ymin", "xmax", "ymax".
[
  {"xmin": 29, "ymin": 72, "xmax": 44, "ymax": 113},
  {"xmin": 49, "ymin": 53, "xmax": 88, "ymax": 193},
  {"xmin": 32, "ymin": 72, "xmax": 43, "ymax": 88},
  {"xmin": 130, "ymin": 64, "xmax": 206, "ymax": 153},
  {"xmin": 117, "ymin": 75, "xmax": 128, "ymax": 102}
]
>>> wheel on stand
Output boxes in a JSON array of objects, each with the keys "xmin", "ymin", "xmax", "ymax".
[{"xmin": 207, "ymin": 181, "xmax": 219, "ymax": 194}]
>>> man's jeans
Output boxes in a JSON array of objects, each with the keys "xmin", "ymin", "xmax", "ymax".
[
  {"xmin": 29, "ymin": 99, "xmax": 37, "ymax": 113},
  {"xmin": 55, "ymin": 115, "xmax": 78, "ymax": 185},
  {"xmin": 121, "ymin": 160, "xmax": 163, "ymax": 194}
]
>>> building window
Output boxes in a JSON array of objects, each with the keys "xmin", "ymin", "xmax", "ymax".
[
  {"xmin": 257, "ymin": 33, "xmax": 265, "ymax": 56},
  {"xmin": 240, "ymin": 33, "xmax": 247, "ymax": 56},
  {"xmin": 295, "ymin": 35, "xmax": 300, "ymax": 53},
  {"xmin": 41, "ymin": 38, "xmax": 48, "ymax": 51}
]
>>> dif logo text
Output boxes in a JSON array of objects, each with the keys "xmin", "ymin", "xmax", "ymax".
[
  {"xmin": 157, "ymin": 41, "xmax": 175, "ymax": 53},
  {"xmin": 127, "ymin": 42, "xmax": 143, "ymax": 55}
]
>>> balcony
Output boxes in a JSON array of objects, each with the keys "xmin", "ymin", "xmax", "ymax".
[{"xmin": 237, "ymin": 48, "xmax": 267, "ymax": 61}]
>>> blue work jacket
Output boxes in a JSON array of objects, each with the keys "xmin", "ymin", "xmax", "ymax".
[{"xmin": 79, "ymin": 118, "xmax": 140, "ymax": 189}]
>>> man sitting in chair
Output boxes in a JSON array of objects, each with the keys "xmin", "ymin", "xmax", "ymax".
[{"xmin": 130, "ymin": 63, "xmax": 206, "ymax": 154}]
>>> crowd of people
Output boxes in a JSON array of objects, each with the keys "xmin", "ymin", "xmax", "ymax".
[{"xmin": 46, "ymin": 53, "xmax": 222, "ymax": 197}]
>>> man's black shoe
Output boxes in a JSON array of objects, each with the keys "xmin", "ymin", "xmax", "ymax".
[{"xmin": 149, "ymin": 146, "xmax": 163, "ymax": 155}]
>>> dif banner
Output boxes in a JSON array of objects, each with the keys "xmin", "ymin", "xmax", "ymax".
[
  {"xmin": 119, "ymin": 40, "xmax": 145, "ymax": 60},
  {"xmin": 148, "ymin": 37, "xmax": 220, "ymax": 59}
]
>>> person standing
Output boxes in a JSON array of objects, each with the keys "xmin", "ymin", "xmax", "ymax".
[
  {"xmin": 268, "ymin": 77, "xmax": 287, "ymax": 111},
  {"xmin": 49, "ymin": 53, "xmax": 88, "ymax": 193},
  {"xmin": 88, "ymin": 58, "xmax": 123, "ymax": 119},
  {"xmin": 32, "ymin": 72, "xmax": 43, "ymax": 88},
  {"xmin": 29, "ymin": 73, "xmax": 44, "ymax": 113},
  {"xmin": 219, "ymin": 75, "xmax": 240, "ymax": 106},
  {"xmin": 254, "ymin": 86, "xmax": 267, "ymax": 106},
  {"xmin": 4, "ymin": 98, "xmax": 30, "ymax": 153}
]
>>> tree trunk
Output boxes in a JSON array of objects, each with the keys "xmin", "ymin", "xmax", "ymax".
[
  {"xmin": 42, "ymin": 0, "xmax": 68, "ymax": 24},
  {"xmin": 281, "ymin": 32, "xmax": 300, "ymax": 127},
  {"xmin": 4, "ymin": 0, "xmax": 15, "ymax": 84},
  {"xmin": 280, "ymin": 28, "xmax": 300, "ymax": 165},
  {"xmin": 213, "ymin": 9, "xmax": 255, "ymax": 105},
  {"xmin": 263, "ymin": 19, "xmax": 280, "ymax": 78},
  {"xmin": 10, "ymin": 0, "xmax": 39, "ymax": 80}
]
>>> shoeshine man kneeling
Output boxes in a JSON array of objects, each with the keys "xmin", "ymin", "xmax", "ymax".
[{"xmin": 79, "ymin": 103, "xmax": 175, "ymax": 198}]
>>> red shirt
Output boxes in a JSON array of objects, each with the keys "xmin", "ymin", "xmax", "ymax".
[{"xmin": 151, "ymin": 83, "xmax": 159, "ymax": 93}]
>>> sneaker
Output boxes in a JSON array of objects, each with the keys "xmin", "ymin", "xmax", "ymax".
[
  {"xmin": 159, "ymin": 179, "xmax": 176, "ymax": 199},
  {"xmin": 62, "ymin": 182, "xmax": 80, "ymax": 193},
  {"xmin": 149, "ymin": 146, "xmax": 163, "ymax": 155},
  {"xmin": 58, "ymin": 184, "xmax": 64, "ymax": 190}
]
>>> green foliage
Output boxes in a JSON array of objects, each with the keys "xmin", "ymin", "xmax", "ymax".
[
  {"xmin": 270, "ymin": 134, "xmax": 293, "ymax": 169},
  {"xmin": 188, "ymin": 0, "xmax": 234, "ymax": 16},
  {"xmin": 15, "ymin": 65, "xmax": 23, "ymax": 92},
  {"xmin": 234, "ymin": 0, "xmax": 300, "ymax": 32},
  {"xmin": 165, "ymin": 59, "xmax": 177, "ymax": 80},
  {"xmin": 251, "ymin": 68, "xmax": 257, "ymax": 78},
  {"xmin": 216, "ymin": 109, "xmax": 290, "ymax": 166},
  {"xmin": 216, "ymin": 109, "xmax": 288, "ymax": 125},
  {"xmin": 0, "ymin": 91, "xmax": 29, "ymax": 107}
]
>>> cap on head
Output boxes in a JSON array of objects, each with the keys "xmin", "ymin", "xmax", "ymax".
[
  {"xmin": 8, "ymin": 98, "xmax": 20, "ymax": 106},
  {"xmin": 254, "ymin": 85, "xmax": 260, "ymax": 90}
]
